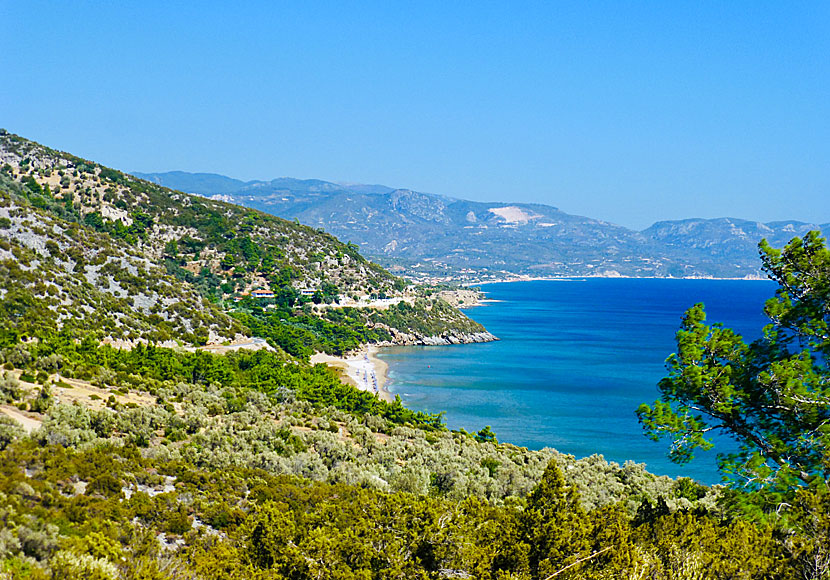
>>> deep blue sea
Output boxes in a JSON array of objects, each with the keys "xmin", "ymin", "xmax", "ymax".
[{"xmin": 378, "ymin": 279, "xmax": 778, "ymax": 484}]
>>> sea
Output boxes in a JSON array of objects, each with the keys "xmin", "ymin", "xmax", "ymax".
[{"xmin": 378, "ymin": 278, "xmax": 778, "ymax": 484}]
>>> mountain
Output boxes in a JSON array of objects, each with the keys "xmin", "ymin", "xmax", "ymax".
[
  {"xmin": 643, "ymin": 217, "xmax": 825, "ymax": 263},
  {"xmin": 139, "ymin": 170, "xmax": 828, "ymax": 280},
  {"xmin": 132, "ymin": 171, "xmax": 397, "ymax": 198},
  {"xmin": 0, "ymin": 132, "xmax": 488, "ymax": 349},
  {"xmin": 132, "ymin": 170, "xmax": 248, "ymax": 194}
]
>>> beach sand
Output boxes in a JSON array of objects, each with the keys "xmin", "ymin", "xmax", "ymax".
[{"xmin": 310, "ymin": 345, "xmax": 392, "ymax": 402}]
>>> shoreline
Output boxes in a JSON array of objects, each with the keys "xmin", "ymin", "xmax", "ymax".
[
  {"xmin": 310, "ymin": 345, "xmax": 393, "ymax": 402},
  {"xmin": 465, "ymin": 274, "xmax": 770, "ymax": 286}
]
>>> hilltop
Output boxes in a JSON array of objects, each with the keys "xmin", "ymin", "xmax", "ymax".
[
  {"xmin": 136, "ymin": 170, "xmax": 829, "ymax": 282},
  {"xmin": 0, "ymin": 132, "xmax": 490, "ymax": 350}
]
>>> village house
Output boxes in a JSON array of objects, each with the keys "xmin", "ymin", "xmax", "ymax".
[{"xmin": 251, "ymin": 289, "xmax": 275, "ymax": 299}]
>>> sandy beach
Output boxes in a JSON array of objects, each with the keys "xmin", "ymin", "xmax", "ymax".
[{"xmin": 310, "ymin": 345, "xmax": 392, "ymax": 402}]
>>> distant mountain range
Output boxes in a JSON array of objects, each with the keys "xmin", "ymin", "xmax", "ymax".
[{"xmin": 134, "ymin": 171, "xmax": 828, "ymax": 281}]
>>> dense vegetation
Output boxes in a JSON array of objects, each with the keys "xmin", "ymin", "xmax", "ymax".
[
  {"xmin": 234, "ymin": 298, "xmax": 486, "ymax": 357},
  {"xmin": 1, "ymin": 329, "xmax": 444, "ymax": 432},
  {"xmin": 1, "ymin": 439, "xmax": 811, "ymax": 580},
  {"xmin": 3, "ymin": 131, "xmax": 830, "ymax": 577},
  {"xmin": 233, "ymin": 301, "xmax": 391, "ymax": 358}
]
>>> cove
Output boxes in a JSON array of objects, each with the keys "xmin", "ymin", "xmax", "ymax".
[{"xmin": 378, "ymin": 278, "xmax": 777, "ymax": 484}]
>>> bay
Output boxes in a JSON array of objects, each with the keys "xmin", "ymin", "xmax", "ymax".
[{"xmin": 378, "ymin": 278, "xmax": 778, "ymax": 484}]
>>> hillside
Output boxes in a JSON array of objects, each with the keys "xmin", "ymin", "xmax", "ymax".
[
  {"xmin": 1, "ymin": 352, "xmax": 770, "ymax": 579},
  {"xmin": 0, "ymin": 172, "xmax": 248, "ymax": 345},
  {"xmin": 0, "ymin": 132, "xmax": 488, "ymax": 350},
  {"xmin": 0, "ymin": 134, "xmax": 824, "ymax": 578},
  {"xmin": 137, "ymin": 171, "xmax": 829, "ymax": 281}
]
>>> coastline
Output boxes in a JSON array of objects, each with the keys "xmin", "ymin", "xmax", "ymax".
[
  {"xmin": 465, "ymin": 274, "xmax": 769, "ymax": 286},
  {"xmin": 376, "ymin": 277, "xmax": 774, "ymax": 483},
  {"xmin": 310, "ymin": 345, "xmax": 393, "ymax": 402}
]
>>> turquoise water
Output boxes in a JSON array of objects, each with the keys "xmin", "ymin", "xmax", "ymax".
[{"xmin": 378, "ymin": 279, "xmax": 777, "ymax": 484}]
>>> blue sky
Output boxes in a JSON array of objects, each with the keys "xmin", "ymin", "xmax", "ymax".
[{"xmin": 2, "ymin": 1, "xmax": 828, "ymax": 229}]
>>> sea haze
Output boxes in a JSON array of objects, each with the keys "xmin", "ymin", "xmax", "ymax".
[{"xmin": 378, "ymin": 278, "xmax": 778, "ymax": 484}]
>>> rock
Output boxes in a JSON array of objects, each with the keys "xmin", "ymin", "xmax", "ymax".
[{"xmin": 396, "ymin": 330, "xmax": 498, "ymax": 347}]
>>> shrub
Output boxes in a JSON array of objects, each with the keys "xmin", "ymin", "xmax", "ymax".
[
  {"xmin": 0, "ymin": 416, "xmax": 24, "ymax": 450},
  {"xmin": 87, "ymin": 473, "xmax": 123, "ymax": 498},
  {"xmin": 0, "ymin": 372, "xmax": 22, "ymax": 401},
  {"xmin": 49, "ymin": 550, "xmax": 118, "ymax": 580},
  {"xmin": 17, "ymin": 515, "xmax": 60, "ymax": 560}
]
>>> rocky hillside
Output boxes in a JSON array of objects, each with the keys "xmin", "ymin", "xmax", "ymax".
[
  {"xmin": 1, "ymin": 136, "xmax": 400, "ymax": 297},
  {"xmin": 0, "ymin": 132, "xmax": 486, "ymax": 348},
  {"xmin": 0, "ymin": 174, "xmax": 242, "ymax": 345},
  {"xmin": 137, "ymin": 171, "xmax": 829, "ymax": 281},
  {"xmin": 642, "ymin": 218, "xmax": 826, "ymax": 269}
]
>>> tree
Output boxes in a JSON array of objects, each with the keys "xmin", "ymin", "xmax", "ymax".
[
  {"xmin": 521, "ymin": 460, "xmax": 592, "ymax": 578},
  {"xmin": 84, "ymin": 211, "xmax": 105, "ymax": 231},
  {"xmin": 638, "ymin": 231, "xmax": 830, "ymax": 495},
  {"xmin": 220, "ymin": 253, "xmax": 236, "ymax": 270},
  {"xmin": 474, "ymin": 425, "xmax": 498, "ymax": 444},
  {"xmin": 163, "ymin": 239, "xmax": 178, "ymax": 257}
]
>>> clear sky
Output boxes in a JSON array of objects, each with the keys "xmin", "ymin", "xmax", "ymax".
[{"xmin": 2, "ymin": 1, "xmax": 828, "ymax": 229}]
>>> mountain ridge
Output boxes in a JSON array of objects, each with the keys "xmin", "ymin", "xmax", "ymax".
[{"xmin": 135, "ymin": 170, "xmax": 828, "ymax": 281}]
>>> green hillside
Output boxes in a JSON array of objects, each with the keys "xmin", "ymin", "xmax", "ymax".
[
  {"xmin": 0, "ymin": 132, "xmax": 827, "ymax": 578},
  {"xmin": 0, "ymin": 173, "xmax": 243, "ymax": 346},
  {"xmin": 0, "ymin": 132, "xmax": 488, "ymax": 352}
]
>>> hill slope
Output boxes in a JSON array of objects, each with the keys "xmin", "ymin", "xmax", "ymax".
[
  {"xmin": 0, "ymin": 173, "xmax": 243, "ymax": 345},
  {"xmin": 0, "ymin": 132, "xmax": 488, "ymax": 349},
  {"xmin": 138, "ymin": 170, "xmax": 829, "ymax": 281}
]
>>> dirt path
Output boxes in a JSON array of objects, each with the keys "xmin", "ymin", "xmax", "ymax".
[
  {"xmin": 0, "ymin": 405, "xmax": 42, "ymax": 433},
  {"xmin": 53, "ymin": 375, "xmax": 155, "ymax": 410}
]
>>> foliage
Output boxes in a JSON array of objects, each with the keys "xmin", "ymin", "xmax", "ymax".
[
  {"xmin": 0, "ymin": 441, "xmax": 799, "ymax": 579},
  {"xmin": 11, "ymin": 329, "xmax": 444, "ymax": 432},
  {"xmin": 638, "ymin": 232, "xmax": 830, "ymax": 507},
  {"xmin": 234, "ymin": 303, "xmax": 392, "ymax": 357},
  {"xmin": 373, "ymin": 298, "xmax": 486, "ymax": 337}
]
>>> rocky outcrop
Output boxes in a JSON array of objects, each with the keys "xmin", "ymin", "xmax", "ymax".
[
  {"xmin": 417, "ymin": 331, "xmax": 498, "ymax": 345},
  {"xmin": 376, "ymin": 329, "xmax": 497, "ymax": 347}
]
